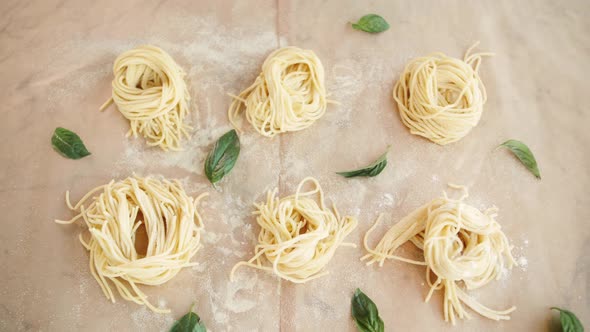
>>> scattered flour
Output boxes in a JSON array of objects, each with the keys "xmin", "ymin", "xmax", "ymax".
[
  {"xmin": 41, "ymin": 8, "xmax": 533, "ymax": 332},
  {"xmin": 191, "ymin": 263, "xmax": 207, "ymax": 273},
  {"xmin": 382, "ymin": 193, "xmax": 395, "ymax": 206},
  {"xmin": 158, "ymin": 299, "xmax": 167, "ymax": 309},
  {"xmin": 46, "ymin": 65, "xmax": 111, "ymax": 108},
  {"xmin": 114, "ymin": 124, "xmax": 228, "ymax": 177},
  {"xmin": 217, "ymin": 246, "xmax": 246, "ymax": 258},
  {"xmin": 329, "ymin": 62, "xmax": 363, "ymax": 128},
  {"xmin": 43, "ymin": 11, "xmax": 282, "ymax": 331},
  {"xmin": 499, "ymin": 266, "xmax": 512, "ymax": 281},
  {"xmin": 175, "ymin": 176, "xmax": 210, "ymax": 195},
  {"xmin": 512, "ymin": 237, "xmax": 529, "ymax": 272},
  {"xmin": 130, "ymin": 307, "xmax": 174, "ymax": 332},
  {"xmin": 203, "ymin": 231, "xmax": 224, "ymax": 245},
  {"xmin": 517, "ymin": 256, "xmax": 528, "ymax": 269}
]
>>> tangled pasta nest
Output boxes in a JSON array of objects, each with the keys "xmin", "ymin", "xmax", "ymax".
[
  {"xmin": 363, "ymin": 185, "xmax": 516, "ymax": 324},
  {"xmin": 100, "ymin": 45, "xmax": 191, "ymax": 151},
  {"xmin": 56, "ymin": 176, "xmax": 206, "ymax": 313},
  {"xmin": 231, "ymin": 177, "xmax": 358, "ymax": 283},
  {"xmin": 393, "ymin": 43, "xmax": 492, "ymax": 145},
  {"xmin": 228, "ymin": 47, "xmax": 329, "ymax": 137}
]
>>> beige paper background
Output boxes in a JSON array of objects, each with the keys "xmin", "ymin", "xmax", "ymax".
[{"xmin": 0, "ymin": 0, "xmax": 588, "ymax": 331}]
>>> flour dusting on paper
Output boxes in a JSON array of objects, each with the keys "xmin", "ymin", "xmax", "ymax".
[
  {"xmin": 130, "ymin": 307, "xmax": 175, "ymax": 332},
  {"xmin": 41, "ymin": 11, "xmax": 282, "ymax": 331}
]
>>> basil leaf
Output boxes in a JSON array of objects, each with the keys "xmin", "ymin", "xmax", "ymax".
[
  {"xmin": 351, "ymin": 288, "xmax": 384, "ymax": 332},
  {"xmin": 337, "ymin": 148, "xmax": 388, "ymax": 178},
  {"xmin": 498, "ymin": 139, "xmax": 541, "ymax": 179},
  {"xmin": 551, "ymin": 307, "xmax": 584, "ymax": 332},
  {"xmin": 170, "ymin": 304, "xmax": 207, "ymax": 332},
  {"xmin": 204, "ymin": 129, "xmax": 240, "ymax": 185},
  {"xmin": 351, "ymin": 14, "xmax": 390, "ymax": 33},
  {"xmin": 51, "ymin": 127, "xmax": 91, "ymax": 160}
]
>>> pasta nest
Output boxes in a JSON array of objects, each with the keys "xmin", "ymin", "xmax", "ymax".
[
  {"xmin": 57, "ymin": 176, "xmax": 206, "ymax": 312},
  {"xmin": 101, "ymin": 45, "xmax": 191, "ymax": 151},
  {"xmin": 231, "ymin": 177, "xmax": 357, "ymax": 283},
  {"xmin": 393, "ymin": 43, "xmax": 491, "ymax": 145},
  {"xmin": 228, "ymin": 47, "xmax": 329, "ymax": 137},
  {"xmin": 363, "ymin": 185, "xmax": 516, "ymax": 324}
]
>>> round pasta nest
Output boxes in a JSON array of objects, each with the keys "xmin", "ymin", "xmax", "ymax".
[
  {"xmin": 228, "ymin": 47, "xmax": 329, "ymax": 137},
  {"xmin": 393, "ymin": 43, "xmax": 491, "ymax": 145},
  {"xmin": 56, "ymin": 176, "xmax": 206, "ymax": 313},
  {"xmin": 363, "ymin": 185, "xmax": 516, "ymax": 324},
  {"xmin": 100, "ymin": 45, "xmax": 191, "ymax": 151},
  {"xmin": 231, "ymin": 177, "xmax": 358, "ymax": 283}
]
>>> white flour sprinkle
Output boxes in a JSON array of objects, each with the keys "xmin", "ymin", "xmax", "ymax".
[
  {"xmin": 43, "ymin": 12, "xmax": 281, "ymax": 330},
  {"xmin": 131, "ymin": 307, "xmax": 174, "ymax": 332},
  {"xmin": 517, "ymin": 256, "xmax": 528, "ymax": 270},
  {"xmin": 158, "ymin": 299, "xmax": 167, "ymax": 309},
  {"xmin": 383, "ymin": 193, "xmax": 394, "ymax": 206},
  {"xmin": 329, "ymin": 62, "xmax": 363, "ymax": 128},
  {"xmin": 499, "ymin": 266, "xmax": 511, "ymax": 281}
]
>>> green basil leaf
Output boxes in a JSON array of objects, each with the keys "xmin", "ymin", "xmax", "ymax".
[
  {"xmin": 551, "ymin": 307, "xmax": 584, "ymax": 332},
  {"xmin": 51, "ymin": 127, "xmax": 91, "ymax": 160},
  {"xmin": 337, "ymin": 148, "xmax": 388, "ymax": 178},
  {"xmin": 351, "ymin": 14, "xmax": 390, "ymax": 33},
  {"xmin": 499, "ymin": 139, "xmax": 541, "ymax": 179},
  {"xmin": 170, "ymin": 304, "xmax": 207, "ymax": 332},
  {"xmin": 351, "ymin": 288, "xmax": 384, "ymax": 332},
  {"xmin": 204, "ymin": 129, "xmax": 240, "ymax": 185}
]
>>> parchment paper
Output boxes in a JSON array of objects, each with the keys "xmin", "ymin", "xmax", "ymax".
[{"xmin": 0, "ymin": 0, "xmax": 588, "ymax": 331}]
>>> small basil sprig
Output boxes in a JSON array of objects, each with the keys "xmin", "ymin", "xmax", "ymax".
[
  {"xmin": 51, "ymin": 127, "xmax": 91, "ymax": 160},
  {"xmin": 351, "ymin": 14, "xmax": 390, "ymax": 33},
  {"xmin": 337, "ymin": 148, "xmax": 388, "ymax": 178},
  {"xmin": 170, "ymin": 304, "xmax": 207, "ymax": 332},
  {"xmin": 551, "ymin": 307, "xmax": 584, "ymax": 332},
  {"xmin": 204, "ymin": 129, "xmax": 240, "ymax": 185},
  {"xmin": 498, "ymin": 139, "xmax": 540, "ymax": 179},
  {"xmin": 351, "ymin": 288, "xmax": 384, "ymax": 332}
]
